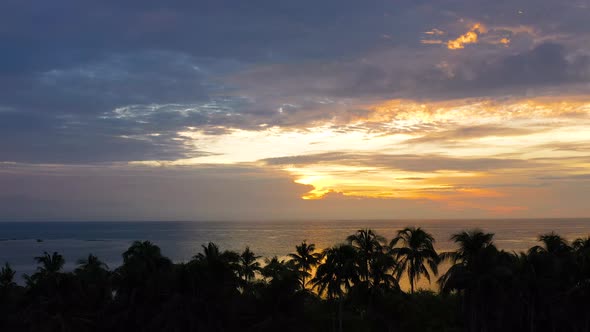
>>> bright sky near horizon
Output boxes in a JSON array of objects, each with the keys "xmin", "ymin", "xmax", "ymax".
[{"xmin": 1, "ymin": 1, "xmax": 590, "ymax": 220}]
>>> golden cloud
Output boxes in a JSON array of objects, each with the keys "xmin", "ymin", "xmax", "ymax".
[{"xmin": 447, "ymin": 23, "xmax": 487, "ymax": 50}]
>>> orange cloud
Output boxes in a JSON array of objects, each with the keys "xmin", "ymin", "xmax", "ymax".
[
  {"xmin": 486, "ymin": 36, "xmax": 511, "ymax": 46},
  {"xmin": 447, "ymin": 23, "xmax": 487, "ymax": 50}
]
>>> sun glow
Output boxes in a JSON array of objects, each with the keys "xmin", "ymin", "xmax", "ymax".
[{"xmin": 129, "ymin": 96, "xmax": 590, "ymax": 211}]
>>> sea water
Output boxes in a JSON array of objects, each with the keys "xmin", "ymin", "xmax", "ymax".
[{"xmin": 0, "ymin": 219, "xmax": 589, "ymax": 284}]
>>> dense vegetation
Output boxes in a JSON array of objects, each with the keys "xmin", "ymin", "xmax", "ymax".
[{"xmin": 1, "ymin": 227, "xmax": 589, "ymax": 332}]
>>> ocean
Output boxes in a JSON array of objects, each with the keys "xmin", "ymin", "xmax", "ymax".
[{"xmin": 1, "ymin": 219, "xmax": 589, "ymax": 285}]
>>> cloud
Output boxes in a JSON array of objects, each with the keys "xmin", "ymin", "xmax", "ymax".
[
  {"xmin": 536, "ymin": 142, "xmax": 590, "ymax": 152},
  {"xmin": 471, "ymin": 43, "xmax": 577, "ymax": 85},
  {"xmin": 404, "ymin": 125, "xmax": 540, "ymax": 144},
  {"xmin": 0, "ymin": 163, "xmax": 313, "ymax": 221},
  {"xmin": 424, "ymin": 28, "xmax": 445, "ymax": 36},
  {"xmin": 426, "ymin": 42, "xmax": 590, "ymax": 98},
  {"xmin": 229, "ymin": 41, "xmax": 590, "ymax": 104},
  {"xmin": 537, "ymin": 174, "xmax": 590, "ymax": 180},
  {"xmin": 262, "ymin": 153, "xmax": 535, "ymax": 172},
  {"xmin": 3, "ymin": 162, "xmax": 587, "ymax": 220},
  {"xmin": 447, "ymin": 23, "xmax": 487, "ymax": 49},
  {"xmin": 421, "ymin": 39, "xmax": 444, "ymax": 45},
  {"xmin": 0, "ymin": 51, "xmax": 241, "ymax": 163}
]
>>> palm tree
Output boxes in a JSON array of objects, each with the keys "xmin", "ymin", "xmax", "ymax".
[
  {"xmin": 76, "ymin": 254, "xmax": 109, "ymax": 274},
  {"xmin": 529, "ymin": 232, "xmax": 575, "ymax": 292},
  {"xmin": 367, "ymin": 250, "xmax": 398, "ymax": 291},
  {"xmin": 0, "ymin": 263, "xmax": 15, "ymax": 290},
  {"xmin": 288, "ymin": 241, "xmax": 320, "ymax": 289},
  {"xmin": 75, "ymin": 254, "xmax": 112, "ymax": 311},
  {"xmin": 440, "ymin": 230, "xmax": 495, "ymax": 268},
  {"xmin": 195, "ymin": 242, "xmax": 241, "ymax": 277},
  {"xmin": 196, "ymin": 242, "xmax": 221, "ymax": 262},
  {"xmin": 347, "ymin": 229, "xmax": 385, "ymax": 284},
  {"xmin": 312, "ymin": 244, "xmax": 359, "ymax": 332},
  {"xmin": 117, "ymin": 241, "xmax": 172, "ymax": 286},
  {"xmin": 115, "ymin": 241, "xmax": 172, "ymax": 301},
  {"xmin": 239, "ymin": 246, "xmax": 261, "ymax": 283},
  {"xmin": 261, "ymin": 256, "xmax": 293, "ymax": 282},
  {"xmin": 34, "ymin": 251, "xmax": 65, "ymax": 274},
  {"xmin": 573, "ymin": 236, "xmax": 590, "ymax": 277},
  {"xmin": 25, "ymin": 251, "xmax": 66, "ymax": 290},
  {"xmin": 573, "ymin": 236, "xmax": 590, "ymax": 251},
  {"xmin": 390, "ymin": 227, "xmax": 439, "ymax": 293},
  {"xmin": 529, "ymin": 232, "xmax": 571, "ymax": 255},
  {"xmin": 438, "ymin": 230, "xmax": 509, "ymax": 332}
]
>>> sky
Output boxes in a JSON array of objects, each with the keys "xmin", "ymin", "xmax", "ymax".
[{"xmin": 1, "ymin": 0, "xmax": 590, "ymax": 221}]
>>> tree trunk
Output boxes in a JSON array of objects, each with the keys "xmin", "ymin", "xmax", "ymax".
[
  {"xmin": 529, "ymin": 301, "xmax": 535, "ymax": 332},
  {"xmin": 339, "ymin": 296, "xmax": 344, "ymax": 332},
  {"xmin": 468, "ymin": 291, "xmax": 477, "ymax": 332},
  {"xmin": 332, "ymin": 306, "xmax": 336, "ymax": 332}
]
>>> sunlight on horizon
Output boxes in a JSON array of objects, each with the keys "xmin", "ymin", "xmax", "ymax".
[{"xmin": 126, "ymin": 96, "xmax": 590, "ymax": 215}]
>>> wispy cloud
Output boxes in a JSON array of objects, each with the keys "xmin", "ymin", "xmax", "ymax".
[{"xmin": 424, "ymin": 28, "xmax": 445, "ymax": 36}]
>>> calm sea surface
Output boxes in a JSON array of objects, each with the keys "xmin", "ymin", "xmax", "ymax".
[{"xmin": 1, "ymin": 219, "xmax": 589, "ymax": 283}]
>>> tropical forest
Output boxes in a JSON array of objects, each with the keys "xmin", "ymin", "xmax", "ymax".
[{"xmin": 1, "ymin": 228, "xmax": 589, "ymax": 332}]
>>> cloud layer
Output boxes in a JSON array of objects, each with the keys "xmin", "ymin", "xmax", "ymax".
[{"xmin": 1, "ymin": 0, "xmax": 590, "ymax": 219}]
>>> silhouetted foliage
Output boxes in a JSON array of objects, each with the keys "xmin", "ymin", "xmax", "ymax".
[
  {"xmin": 391, "ymin": 227, "xmax": 439, "ymax": 293},
  {"xmin": 0, "ymin": 228, "xmax": 589, "ymax": 331},
  {"xmin": 288, "ymin": 241, "xmax": 321, "ymax": 290}
]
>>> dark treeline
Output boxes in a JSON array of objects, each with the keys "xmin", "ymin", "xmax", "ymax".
[{"xmin": 1, "ymin": 227, "xmax": 590, "ymax": 332}]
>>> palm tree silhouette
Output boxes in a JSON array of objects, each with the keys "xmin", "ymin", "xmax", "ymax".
[
  {"xmin": 24, "ymin": 251, "xmax": 66, "ymax": 292},
  {"xmin": 390, "ymin": 227, "xmax": 439, "ymax": 293},
  {"xmin": 573, "ymin": 236, "xmax": 590, "ymax": 277},
  {"xmin": 75, "ymin": 254, "xmax": 112, "ymax": 314},
  {"xmin": 0, "ymin": 263, "xmax": 15, "ymax": 291},
  {"xmin": 76, "ymin": 254, "xmax": 109, "ymax": 274},
  {"xmin": 573, "ymin": 236, "xmax": 590, "ymax": 251},
  {"xmin": 196, "ymin": 242, "xmax": 222, "ymax": 262},
  {"xmin": 34, "ymin": 251, "xmax": 65, "ymax": 275},
  {"xmin": 367, "ymin": 250, "xmax": 398, "ymax": 292},
  {"xmin": 438, "ymin": 230, "xmax": 509, "ymax": 332},
  {"xmin": 312, "ymin": 244, "xmax": 359, "ymax": 332},
  {"xmin": 195, "ymin": 242, "xmax": 241, "ymax": 277},
  {"xmin": 261, "ymin": 256, "xmax": 294, "ymax": 283},
  {"xmin": 288, "ymin": 241, "xmax": 320, "ymax": 290},
  {"xmin": 529, "ymin": 232, "xmax": 571, "ymax": 255},
  {"xmin": 239, "ymin": 246, "xmax": 261, "ymax": 284},
  {"xmin": 347, "ymin": 229, "xmax": 385, "ymax": 285},
  {"xmin": 440, "ymin": 230, "xmax": 494, "ymax": 267},
  {"xmin": 115, "ymin": 241, "xmax": 172, "ymax": 303}
]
